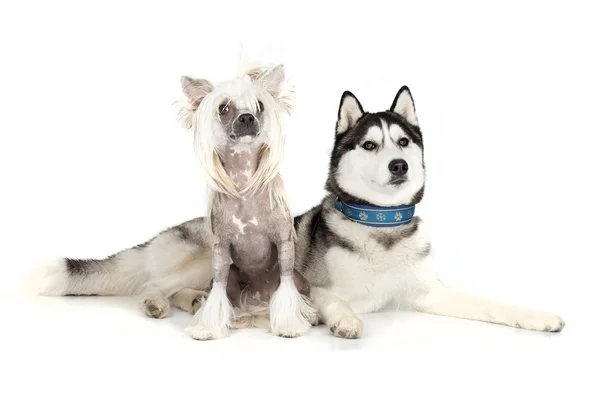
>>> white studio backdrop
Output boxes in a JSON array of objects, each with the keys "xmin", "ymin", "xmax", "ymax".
[{"xmin": 0, "ymin": 1, "xmax": 598, "ymax": 399}]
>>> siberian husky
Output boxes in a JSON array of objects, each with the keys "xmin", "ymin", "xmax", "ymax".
[{"xmin": 30, "ymin": 86, "xmax": 565, "ymax": 338}]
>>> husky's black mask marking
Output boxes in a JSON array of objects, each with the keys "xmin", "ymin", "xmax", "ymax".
[{"xmin": 326, "ymin": 87, "xmax": 426, "ymax": 207}]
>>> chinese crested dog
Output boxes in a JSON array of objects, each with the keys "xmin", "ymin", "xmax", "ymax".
[{"xmin": 31, "ymin": 52, "xmax": 317, "ymax": 340}]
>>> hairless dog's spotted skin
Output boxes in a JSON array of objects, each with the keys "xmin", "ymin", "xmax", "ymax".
[
  {"xmin": 181, "ymin": 62, "xmax": 317, "ymax": 340},
  {"xmin": 211, "ymin": 143, "xmax": 310, "ymax": 306}
]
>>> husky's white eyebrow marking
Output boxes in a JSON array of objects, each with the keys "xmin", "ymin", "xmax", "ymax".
[
  {"xmin": 380, "ymin": 118, "xmax": 393, "ymax": 145},
  {"xmin": 365, "ymin": 125, "xmax": 385, "ymax": 144},
  {"xmin": 389, "ymin": 123, "xmax": 406, "ymax": 142}
]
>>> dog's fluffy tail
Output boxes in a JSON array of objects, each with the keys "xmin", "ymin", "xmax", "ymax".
[{"xmin": 26, "ymin": 217, "xmax": 211, "ymax": 297}]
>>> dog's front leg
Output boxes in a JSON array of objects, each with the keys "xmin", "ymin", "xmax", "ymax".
[
  {"xmin": 311, "ymin": 287, "xmax": 363, "ymax": 339},
  {"xmin": 412, "ymin": 279, "xmax": 565, "ymax": 332},
  {"xmin": 185, "ymin": 240, "xmax": 233, "ymax": 340},
  {"xmin": 269, "ymin": 236, "xmax": 317, "ymax": 338}
]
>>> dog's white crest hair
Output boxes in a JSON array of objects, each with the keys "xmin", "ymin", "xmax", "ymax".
[
  {"xmin": 173, "ymin": 46, "xmax": 296, "ymax": 222},
  {"xmin": 235, "ymin": 44, "xmax": 296, "ymax": 115}
]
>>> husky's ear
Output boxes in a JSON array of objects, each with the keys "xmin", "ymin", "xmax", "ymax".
[
  {"xmin": 336, "ymin": 91, "xmax": 365, "ymax": 134},
  {"xmin": 257, "ymin": 64, "xmax": 285, "ymax": 97},
  {"xmin": 180, "ymin": 76, "xmax": 214, "ymax": 109},
  {"xmin": 390, "ymin": 86, "xmax": 418, "ymax": 126}
]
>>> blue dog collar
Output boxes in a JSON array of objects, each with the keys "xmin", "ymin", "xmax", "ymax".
[{"xmin": 334, "ymin": 198, "xmax": 415, "ymax": 227}]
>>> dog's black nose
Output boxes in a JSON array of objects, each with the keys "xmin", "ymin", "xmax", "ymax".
[
  {"xmin": 238, "ymin": 113, "xmax": 255, "ymax": 126},
  {"xmin": 388, "ymin": 159, "xmax": 408, "ymax": 176}
]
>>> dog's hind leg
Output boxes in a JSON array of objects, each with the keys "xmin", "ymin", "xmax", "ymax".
[
  {"xmin": 171, "ymin": 288, "xmax": 209, "ymax": 314},
  {"xmin": 411, "ymin": 281, "xmax": 565, "ymax": 332},
  {"xmin": 139, "ymin": 253, "xmax": 212, "ymax": 319}
]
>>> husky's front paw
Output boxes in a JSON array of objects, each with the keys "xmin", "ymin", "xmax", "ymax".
[
  {"xmin": 329, "ymin": 316, "xmax": 363, "ymax": 339},
  {"xmin": 185, "ymin": 323, "xmax": 229, "ymax": 341},
  {"xmin": 509, "ymin": 310, "xmax": 565, "ymax": 332},
  {"xmin": 140, "ymin": 296, "xmax": 170, "ymax": 319}
]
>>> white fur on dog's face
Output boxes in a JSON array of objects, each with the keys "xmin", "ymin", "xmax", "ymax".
[
  {"xmin": 176, "ymin": 63, "xmax": 295, "ymax": 198},
  {"xmin": 329, "ymin": 87, "xmax": 425, "ymax": 206},
  {"xmin": 337, "ymin": 121, "xmax": 425, "ymax": 206},
  {"xmin": 203, "ymin": 78, "xmax": 269, "ymax": 148},
  {"xmin": 184, "ymin": 68, "xmax": 286, "ymax": 152}
]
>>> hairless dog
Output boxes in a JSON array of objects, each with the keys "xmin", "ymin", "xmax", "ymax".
[{"xmin": 180, "ymin": 59, "xmax": 317, "ymax": 340}]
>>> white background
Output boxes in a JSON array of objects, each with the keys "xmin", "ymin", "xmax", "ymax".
[{"xmin": 1, "ymin": 1, "xmax": 598, "ymax": 399}]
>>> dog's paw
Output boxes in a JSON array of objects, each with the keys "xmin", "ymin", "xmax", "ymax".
[
  {"xmin": 307, "ymin": 312, "xmax": 321, "ymax": 327},
  {"xmin": 140, "ymin": 296, "xmax": 170, "ymax": 319},
  {"xmin": 271, "ymin": 312, "xmax": 315, "ymax": 338},
  {"xmin": 269, "ymin": 278, "xmax": 315, "ymax": 338},
  {"xmin": 509, "ymin": 310, "xmax": 565, "ymax": 332},
  {"xmin": 270, "ymin": 315, "xmax": 311, "ymax": 338},
  {"xmin": 273, "ymin": 327, "xmax": 305, "ymax": 338},
  {"xmin": 329, "ymin": 315, "xmax": 363, "ymax": 339},
  {"xmin": 191, "ymin": 292, "xmax": 209, "ymax": 314},
  {"xmin": 185, "ymin": 323, "xmax": 229, "ymax": 341}
]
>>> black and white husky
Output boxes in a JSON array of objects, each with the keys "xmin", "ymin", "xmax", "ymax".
[{"xmin": 30, "ymin": 86, "xmax": 565, "ymax": 338}]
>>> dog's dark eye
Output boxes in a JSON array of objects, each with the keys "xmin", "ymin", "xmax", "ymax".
[
  {"xmin": 257, "ymin": 101, "xmax": 264, "ymax": 112},
  {"xmin": 362, "ymin": 141, "xmax": 377, "ymax": 151},
  {"xmin": 399, "ymin": 138, "xmax": 409, "ymax": 147},
  {"xmin": 219, "ymin": 104, "xmax": 230, "ymax": 115}
]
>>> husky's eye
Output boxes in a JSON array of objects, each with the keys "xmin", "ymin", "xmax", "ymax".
[
  {"xmin": 399, "ymin": 138, "xmax": 409, "ymax": 147},
  {"xmin": 219, "ymin": 104, "xmax": 230, "ymax": 115},
  {"xmin": 257, "ymin": 101, "xmax": 264, "ymax": 112},
  {"xmin": 362, "ymin": 141, "xmax": 377, "ymax": 151}
]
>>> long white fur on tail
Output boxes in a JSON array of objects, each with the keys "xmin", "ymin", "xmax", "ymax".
[
  {"xmin": 25, "ymin": 258, "xmax": 70, "ymax": 296},
  {"xmin": 26, "ymin": 253, "xmax": 148, "ymax": 297},
  {"xmin": 269, "ymin": 276, "xmax": 317, "ymax": 337}
]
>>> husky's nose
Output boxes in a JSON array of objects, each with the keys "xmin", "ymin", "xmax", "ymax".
[
  {"xmin": 238, "ymin": 113, "xmax": 255, "ymax": 127},
  {"xmin": 389, "ymin": 159, "xmax": 408, "ymax": 176}
]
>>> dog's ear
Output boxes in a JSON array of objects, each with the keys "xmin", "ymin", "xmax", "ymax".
[
  {"xmin": 390, "ymin": 86, "xmax": 418, "ymax": 126},
  {"xmin": 256, "ymin": 64, "xmax": 285, "ymax": 97},
  {"xmin": 176, "ymin": 76, "xmax": 214, "ymax": 130},
  {"xmin": 254, "ymin": 64, "xmax": 295, "ymax": 115},
  {"xmin": 180, "ymin": 76, "xmax": 214, "ymax": 108},
  {"xmin": 336, "ymin": 91, "xmax": 365, "ymax": 134}
]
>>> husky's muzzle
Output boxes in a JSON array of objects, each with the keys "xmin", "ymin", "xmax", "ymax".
[{"xmin": 389, "ymin": 158, "xmax": 408, "ymax": 184}]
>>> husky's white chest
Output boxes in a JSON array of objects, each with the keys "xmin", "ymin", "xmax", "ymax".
[{"xmin": 323, "ymin": 216, "xmax": 432, "ymax": 313}]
